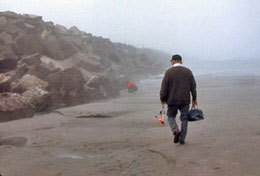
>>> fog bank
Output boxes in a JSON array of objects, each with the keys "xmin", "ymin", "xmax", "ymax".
[{"xmin": 1, "ymin": 0, "xmax": 260, "ymax": 61}]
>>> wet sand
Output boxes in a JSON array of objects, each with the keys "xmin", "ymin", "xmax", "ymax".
[{"xmin": 0, "ymin": 75, "xmax": 260, "ymax": 176}]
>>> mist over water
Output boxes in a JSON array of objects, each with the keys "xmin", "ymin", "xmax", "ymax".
[
  {"xmin": 154, "ymin": 59, "xmax": 260, "ymax": 79},
  {"xmin": 187, "ymin": 59, "xmax": 260, "ymax": 76},
  {"xmin": 1, "ymin": 0, "xmax": 260, "ymax": 62}
]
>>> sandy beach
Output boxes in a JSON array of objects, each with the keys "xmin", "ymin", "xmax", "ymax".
[{"xmin": 0, "ymin": 75, "xmax": 260, "ymax": 176}]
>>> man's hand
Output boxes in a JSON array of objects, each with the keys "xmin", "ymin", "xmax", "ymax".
[{"xmin": 192, "ymin": 100, "xmax": 198, "ymax": 106}]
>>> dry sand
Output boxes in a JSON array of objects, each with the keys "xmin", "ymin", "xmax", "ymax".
[{"xmin": 0, "ymin": 75, "xmax": 260, "ymax": 176}]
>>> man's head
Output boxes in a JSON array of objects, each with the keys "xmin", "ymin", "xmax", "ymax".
[{"xmin": 171, "ymin": 54, "xmax": 182, "ymax": 65}]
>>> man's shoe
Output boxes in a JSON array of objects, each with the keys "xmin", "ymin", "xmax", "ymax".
[
  {"xmin": 180, "ymin": 141, "xmax": 185, "ymax": 145},
  {"xmin": 173, "ymin": 131, "xmax": 181, "ymax": 143}
]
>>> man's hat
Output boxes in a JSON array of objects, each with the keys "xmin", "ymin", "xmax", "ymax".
[{"xmin": 171, "ymin": 54, "xmax": 182, "ymax": 61}]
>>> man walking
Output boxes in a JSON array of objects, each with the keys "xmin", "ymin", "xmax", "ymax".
[{"xmin": 160, "ymin": 54, "xmax": 197, "ymax": 145}]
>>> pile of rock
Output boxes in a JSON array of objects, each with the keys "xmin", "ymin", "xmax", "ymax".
[{"xmin": 0, "ymin": 11, "xmax": 170, "ymax": 122}]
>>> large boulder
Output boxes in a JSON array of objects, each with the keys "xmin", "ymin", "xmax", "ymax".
[
  {"xmin": 26, "ymin": 64, "xmax": 54, "ymax": 80},
  {"xmin": 7, "ymin": 64, "xmax": 29, "ymax": 81},
  {"xmin": 0, "ymin": 93, "xmax": 35, "ymax": 122},
  {"xmin": 0, "ymin": 16, "xmax": 7, "ymax": 25},
  {"xmin": 83, "ymin": 85, "xmax": 101, "ymax": 101},
  {"xmin": 0, "ymin": 16, "xmax": 7, "ymax": 32},
  {"xmin": 40, "ymin": 55, "xmax": 64, "ymax": 71},
  {"xmin": 62, "ymin": 52, "xmax": 102, "ymax": 72},
  {"xmin": 86, "ymin": 75, "xmax": 119, "ymax": 98},
  {"xmin": 23, "ymin": 14, "xmax": 43, "ymax": 21},
  {"xmin": 43, "ymin": 35, "xmax": 65, "ymax": 60},
  {"xmin": 0, "ymin": 32, "xmax": 14, "ymax": 45},
  {"xmin": 0, "ymin": 45, "xmax": 18, "ymax": 72},
  {"xmin": 22, "ymin": 87, "xmax": 51, "ymax": 112},
  {"xmin": 57, "ymin": 37, "xmax": 80, "ymax": 58},
  {"xmin": 9, "ymin": 42, "xmax": 22, "ymax": 57},
  {"xmin": 54, "ymin": 24, "xmax": 68, "ymax": 35},
  {"xmin": 10, "ymin": 80, "xmax": 23, "ymax": 94},
  {"xmin": 68, "ymin": 26, "xmax": 82, "ymax": 36},
  {"xmin": 0, "ymin": 74, "xmax": 12, "ymax": 92},
  {"xmin": 2, "ymin": 21, "xmax": 24, "ymax": 37},
  {"xmin": 19, "ymin": 74, "xmax": 49, "ymax": 92},
  {"xmin": 16, "ymin": 34, "xmax": 45, "ymax": 56},
  {"xmin": 0, "ymin": 11, "xmax": 22, "ymax": 19},
  {"xmin": 0, "ymin": 57, "xmax": 17, "ymax": 73},
  {"xmin": 14, "ymin": 19, "xmax": 37, "ymax": 34},
  {"xmin": 45, "ymin": 68, "xmax": 85, "ymax": 107}
]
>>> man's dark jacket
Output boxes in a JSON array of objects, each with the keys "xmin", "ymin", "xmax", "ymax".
[{"xmin": 160, "ymin": 65, "xmax": 197, "ymax": 106}]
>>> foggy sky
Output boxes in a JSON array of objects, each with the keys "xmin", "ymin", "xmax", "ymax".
[{"xmin": 0, "ymin": 0, "xmax": 260, "ymax": 61}]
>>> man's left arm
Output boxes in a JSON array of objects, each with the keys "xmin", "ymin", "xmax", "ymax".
[{"xmin": 190, "ymin": 72, "xmax": 197, "ymax": 105}]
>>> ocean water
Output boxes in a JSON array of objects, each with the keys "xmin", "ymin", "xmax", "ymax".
[
  {"xmin": 152, "ymin": 60, "xmax": 260, "ymax": 79},
  {"xmin": 188, "ymin": 60, "xmax": 260, "ymax": 76}
]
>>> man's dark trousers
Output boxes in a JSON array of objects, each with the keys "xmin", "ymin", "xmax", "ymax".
[{"xmin": 167, "ymin": 104, "xmax": 189, "ymax": 142}]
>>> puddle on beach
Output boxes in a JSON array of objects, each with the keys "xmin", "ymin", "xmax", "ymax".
[
  {"xmin": 56, "ymin": 153, "xmax": 84, "ymax": 159},
  {"xmin": 0, "ymin": 137, "xmax": 28, "ymax": 147},
  {"xmin": 56, "ymin": 110, "xmax": 132, "ymax": 119},
  {"xmin": 76, "ymin": 114, "xmax": 112, "ymax": 118},
  {"xmin": 51, "ymin": 149, "xmax": 104, "ymax": 159}
]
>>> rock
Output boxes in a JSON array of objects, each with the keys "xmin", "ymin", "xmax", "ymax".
[
  {"xmin": 10, "ymin": 81, "xmax": 23, "ymax": 94},
  {"xmin": 20, "ymin": 53, "xmax": 41, "ymax": 66},
  {"xmin": 14, "ymin": 19, "xmax": 37, "ymax": 33},
  {"xmin": 43, "ymin": 35, "xmax": 65, "ymax": 60},
  {"xmin": 83, "ymin": 85, "xmax": 101, "ymax": 101},
  {"xmin": 0, "ymin": 58, "xmax": 17, "ymax": 72},
  {"xmin": 68, "ymin": 26, "xmax": 82, "ymax": 35},
  {"xmin": 27, "ymin": 64, "xmax": 54, "ymax": 80},
  {"xmin": 16, "ymin": 34, "xmax": 45, "ymax": 56},
  {"xmin": 0, "ymin": 45, "xmax": 18, "ymax": 72},
  {"xmin": 22, "ymin": 87, "xmax": 51, "ymax": 112},
  {"xmin": 45, "ymin": 68, "xmax": 85, "ymax": 107},
  {"xmin": 40, "ymin": 55, "xmax": 64, "ymax": 71},
  {"xmin": 86, "ymin": 75, "xmax": 104, "ymax": 88},
  {"xmin": 54, "ymin": 24, "xmax": 68, "ymax": 35},
  {"xmin": 77, "ymin": 68, "xmax": 92, "ymax": 82},
  {"xmin": 3, "ymin": 21, "xmax": 23, "ymax": 36},
  {"xmin": 19, "ymin": 74, "xmax": 49, "ymax": 92},
  {"xmin": 0, "ymin": 11, "xmax": 21, "ymax": 19},
  {"xmin": 0, "ymin": 16, "xmax": 7, "ymax": 26},
  {"xmin": 8, "ymin": 64, "xmax": 29, "ymax": 80},
  {"xmin": 0, "ymin": 38, "xmax": 5, "ymax": 45},
  {"xmin": 62, "ymin": 52, "xmax": 102, "ymax": 72},
  {"xmin": 23, "ymin": 14, "xmax": 43, "ymax": 21},
  {"xmin": 40, "ymin": 29, "xmax": 50, "ymax": 41},
  {"xmin": 0, "ymin": 74, "xmax": 12, "ymax": 92},
  {"xmin": 86, "ymin": 75, "xmax": 118, "ymax": 98},
  {"xmin": 0, "ymin": 32, "xmax": 13, "ymax": 44},
  {"xmin": 62, "ymin": 35, "xmax": 84, "ymax": 50},
  {"xmin": 57, "ymin": 37, "xmax": 79, "ymax": 58},
  {"xmin": 9, "ymin": 43, "xmax": 22, "ymax": 57},
  {"xmin": 24, "ymin": 23, "xmax": 35, "ymax": 29},
  {"xmin": 0, "ymin": 92, "xmax": 35, "ymax": 122}
]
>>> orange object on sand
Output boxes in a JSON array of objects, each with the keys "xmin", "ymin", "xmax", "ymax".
[
  {"xmin": 158, "ymin": 119, "xmax": 164, "ymax": 124},
  {"xmin": 127, "ymin": 81, "xmax": 137, "ymax": 88}
]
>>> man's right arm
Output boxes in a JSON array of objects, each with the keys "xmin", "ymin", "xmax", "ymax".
[{"xmin": 160, "ymin": 71, "xmax": 169, "ymax": 104}]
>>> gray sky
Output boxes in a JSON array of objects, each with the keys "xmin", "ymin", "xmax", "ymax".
[{"xmin": 0, "ymin": 0, "xmax": 260, "ymax": 60}]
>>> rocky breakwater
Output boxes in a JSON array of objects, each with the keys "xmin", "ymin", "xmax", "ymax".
[{"xmin": 0, "ymin": 11, "xmax": 170, "ymax": 122}]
